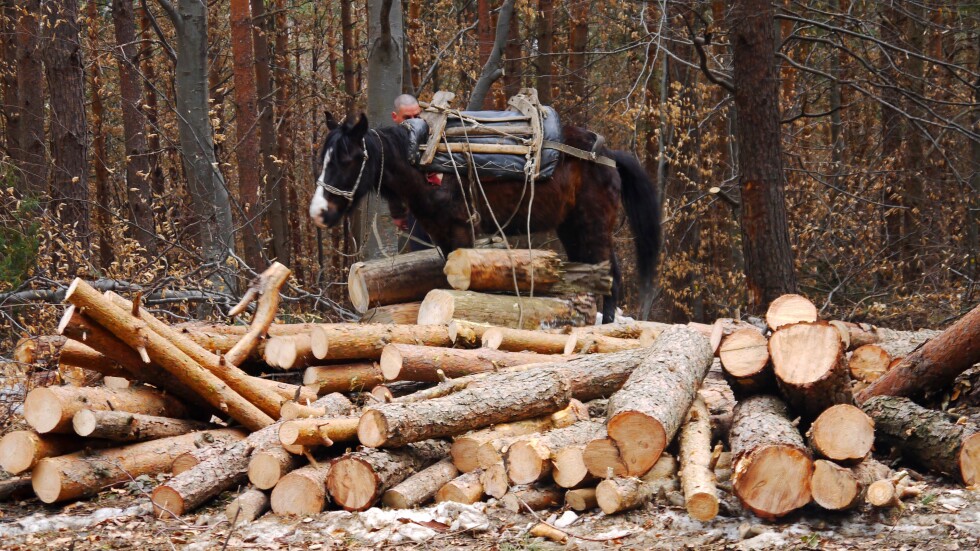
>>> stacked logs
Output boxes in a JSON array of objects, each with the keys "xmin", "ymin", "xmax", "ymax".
[{"xmin": 4, "ymin": 246, "xmax": 979, "ymax": 532}]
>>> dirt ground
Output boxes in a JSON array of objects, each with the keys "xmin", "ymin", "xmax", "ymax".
[{"xmin": 1, "ymin": 470, "xmax": 978, "ymax": 551}]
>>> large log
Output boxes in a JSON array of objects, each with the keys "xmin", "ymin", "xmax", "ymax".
[
  {"xmin": 604, "ymin": 326, "xmax": 714, "ymax": 476},
  {"xmin": 595, "ymin": 454, "xmax": 678, "ymax": 515},
  {"xmin": 23, "ymin": 385, "xmax": 188, "ymax": 434},
  {"xmin": 806, "ymin": 404, "xmax": 874, "ymax": 463},
  {"xmin": 811, "ymin": 458, "xmax": 891, "ymax": 511},
  {"xmin": 857, "ymin": 302, "xmax": 980, "ymax": 404},
  {"xmin": 506, "ymin": 420, "xmax": 604, "ymax": 485},
  {"xmin": 729, "ymin": 395, "xmax": 813, "ymax": 519},
  {"xmin": 224, "ymin": 262, "xmax": 291, "ymax": 366},
  {"xmin": 765, "ymin": 294, "xmax": 817, "ymax": 330},
  {"xmin": 32, "ymin": 429, "xmax": 242, "ymax": 504},
  {"xmin": 718, "ymin": 328, "xmax": 773, "ymax": 396},
  {"xmin": 769, "ymin": 321, "xmax": 852, "ymax": 419},
  {"xmin": 435, "ymin": 470, "xmax": 484, "ymax": 504},
  {"xmin": 379, "ymin": 343, "xmax": 559, "ymax": 382},
  {"xmin": 226, "ymin": 488, "xmax": 270, "ymax": 523},
  {"xmin": 270, "ymin": 462, "xmax": 333, "ymax": 515},
  {"xmin": 678, "ymin": 396, "xmax": 719, "ymax": 521},
  {"xmin": 304, "ymin": 362, "xmax": 385, "ymax": 394},
  {"xmin": 481, "ymin": 326, "xmax": 571, "ymax": 354},
  {"xmin": 326, "ymin": 440, "xmax": 451, "ymax": 511},
  {"xmin": 348, "ymin": 249, "xmax": 450, "ymax": 313},
  {"xmin": 358, "ymin": 369, "xmax": 572, "ymax": 448},
  {"xmin": 72, "ymin": 410, "xmax": 214, "ymax": 442},
  {"xmin": 382, "ymin": 458, "xmax": 459, "ymax": 509},
  {"xmin": 417, "ymin": 290, "xmax": 596, "ymax": 330},
  {"xmin": 0, "ymin": 431, "xmax": 102, "ymax": 475},
  {"xmin": 103, "ymin": 291, "xmax": 286, "ymax": 420},
  {"xmin": 360, "ymin": 303, "xmax": 423, "ymax": 325},
  {"xmin": 452, "ymin": 400, "xmax": 589, "ymax": 472},
  {"xmin": 65, "ymin": 280, "xmax": 274, "ymax": 430},
  {"xmin": 862, "ymin": 395, "xmax": 980, "ymax": 485},
  {"xmin": 310, "ymin": 323, "xmax": 453, "ymax": 361}
]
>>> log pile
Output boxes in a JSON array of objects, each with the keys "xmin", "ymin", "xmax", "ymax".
[{"xmin": 4, "ymin": 248, "xmax": 978, "ymax": 533}]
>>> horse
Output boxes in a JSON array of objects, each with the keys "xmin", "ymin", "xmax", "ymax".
[{"xmin": 309, "ymin": 112, "xmax": 662, "ymax": 322}]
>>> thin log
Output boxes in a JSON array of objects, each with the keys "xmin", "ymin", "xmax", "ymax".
[
  {"xmin": 678, "ymin": 396, "xmax": 719, "ymax": 521},
  {"xmin": 506, "ymin": 420, "xmax": 604, "ymax": 485},
  {"xmin": 226, "ymin": 488, "xmax": 270, "ymax": 523},
  {"xmin": 303, "ymin": 362, "xmax": 385, "ymax": 394},
  {"xmin": 417, "ymin": 290, "xmax": 596, "ymax": 329},
  {"xmin": 565, "ymin": 488, "xmax": 598, "ymax": 511},
  {"xmin": 769, "ymin": 321, "xmax": 852, "ymax": 419},
  {"xmin": 382, "ymin": 458, "xmax": 459, "ymax": 509},
  {"xmin": 482, "ymin": 326, "xmax": 570, "ymax": 354},
  {"xmin": 834, "ymin": 321, "xmax": 940, "ymax": 351},
  {"xmin": 269, "ymin": 462, "xmax": 332, "ymax": 515},
  {"xmin": 310, "ymin": 323, "xmax": 453, "ymax": 361},
  {"xmin": 499, "ymin": 486, "xmax": 562, "ymax": 512},
  {"xmin": 448, "ymin": 319, "xmax": 494, "ymax": 347},
  {"xmin": 73, "ymin": 410, "xmax": 213, "ymax": 442},
  {"xmin": 0, "ymin": 476, "xmax": 33, "ymax": 502},
  {"xmin": 380, "ymin": 343, "xmax": 559, "ymax": 382},
  {"xmin": 595, "ymin": 454, "xmax": 679, "ymax": 515},
  {"xmin": 605, "ymin": 326, "xmax": 714, "ymax": 476},
  {"xmin": 443, "ymin": 248, "xmax": 562, "ymax": 292},
  {"xmin": 480, "ymin": 463, "xmax": 509, "ymax": 498},
  {"xmin": 811, "ymin": 458, "xmax": 891, "ymax": 511},
  {"xmin": 348, "ymin": 249, "xmax": 450, "ymax": 313},
  {"xmin": 226, "ymin": 262, "xmax": 291, "ymax": 366},
  {"xmin": 279, "ymin": 417, "xmax": 359, "ymax": 447},
  {"xmin": 23, "ymin": 385, "xmax": 188, "ymax": 434},
  {"xmin": 360, "ymin": 303, "xmax": 422, "ymax": 325},
  {"xmin": 169, "ymin": 429, "xmax": 250, "ymax": 474},
  {"xmin": 435, "ymin": 470, "xmax": 484, "ymax": 504},
  {"xmin": 563, "ymin": 333, "xmax": 644, "ymax": 355}
]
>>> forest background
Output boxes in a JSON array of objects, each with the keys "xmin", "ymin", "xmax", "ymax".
[{"xmin": 1, "ymin": 0, "xmax": 978, "ymax": 355}]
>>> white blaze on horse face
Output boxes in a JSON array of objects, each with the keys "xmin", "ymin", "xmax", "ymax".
[{"xmin": 309, "ymin": 147, "xmax": 332, "ymax": 226}]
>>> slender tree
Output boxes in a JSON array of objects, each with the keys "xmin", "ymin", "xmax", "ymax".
[
  {"xmin": 534, "ymin": 0, "xmax": 554, "ymax": 105},
  {"xmin": 14, "ymin": 0, "xmax": 46, "ymax": 196},
  {"xmin": 87, "ymin": 0, "xmax": 113, "ymax": 269},
  {"xmin": 567, "ymin": 0, "xmax": 589, "ymax": 120}
]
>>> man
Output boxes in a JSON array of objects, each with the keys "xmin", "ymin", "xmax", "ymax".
[{"xmin": 389, "ymin": 94, "xmax": 440, "ymax": 250}]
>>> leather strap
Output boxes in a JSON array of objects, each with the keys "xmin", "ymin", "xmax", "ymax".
[{"xmin": 542, "ymin": 140, "xmax": 617, "ymax": 168}]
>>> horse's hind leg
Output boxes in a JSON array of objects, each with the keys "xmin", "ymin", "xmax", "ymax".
[
  {"xmin": 605, "ymin": 250, "xmax": 622, "ymax": 323},
  {"xmin": 557, "ymin": 221, "xmax": 619, "ymax": 324}
]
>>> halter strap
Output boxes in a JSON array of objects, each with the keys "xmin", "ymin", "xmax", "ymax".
[{"xmin": 316, "ymin": 129, "xmax": 384, "ymax": 200}]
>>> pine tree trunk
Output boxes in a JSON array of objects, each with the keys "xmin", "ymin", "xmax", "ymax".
[{"xmin": 13, "ymin": 0, "xmax": 46, "ymax": 196}]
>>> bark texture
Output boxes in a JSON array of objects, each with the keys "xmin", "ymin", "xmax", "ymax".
[
  {"xmin": 417, "ymin": 290, "xmax": 596, "ymax": 330},
  {"xmin": 382, "ymin": 458, "xmax": 459, "ymax": 508},
  {"xmin": 326, "ymin": 440, "xmax": 450, "ymax": 511},
  {"xmin": 348, "ymin": 249, "xmax": 449, "ymax": 313}
]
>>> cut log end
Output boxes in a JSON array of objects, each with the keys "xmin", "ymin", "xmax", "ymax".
[
  {"xmin": 811, "ymin": 460, "xmax": 860, "ymax": 511},
  {"xmin": 507, "ymin": 441, "xmax": 549, "ymax": 485},
  {"xmin": 719, "ymin": 328, "xmax": 769, "ymax": 377},
  {"xmin": 357, "ymin": 410, "xmax": 389, "ymax": 448},
  {"xmin": 443, "ymin": 253, "xmax": 472, "ymax": 291},
  {"xmin": 809, "ymin": 404, "xmax": 874, "ymax": 463},
  {"xmin": 416, "ymin": 290, "xmax": 455, "ymax": 325},
  {"xmin": 848, "ymin": 344, "xmax": 891, "ymax": 383},
  {"xmin": 151, "ymin": 486, "xmax": 186, "ymax": 518},
  {"xmin": 270, "ymin": 471, "xmax": 327, "ymax": 516},
  {"xmin": 607, "ymin": 412, "xmax": 667, "ymax": 476},
  {"xmin": 866, "ymin": 480, "xmax": 898, "ymax": 508},
  {"xmin": 565, "ymin": 488, "xmax": 598, "ymax": 511},
  {"xmin": 959, "ymin": 432, "xmax": 980, "ymax": 486},
  {"xmin": 687, "ymin": 492, "xmax": 719, "ymax": 521},
  {"xmin": 71, "ymin": 409, "xmax": 99, "ymax": 438},
  {"xmin": 248, "ymin": 454, "xmax": 289, "ymax": 490},
  {"xmin": 482, "ymin": 329, "xmax": 503, "ymax": 350},
  {"xmin": 765, "ymin": 294, "xmax": 818, "ymax": 330},
  {"xmin": 348, "ymin": 263, "xmax": 370, "ymax": 313},
  {"xmin": 553, "ymin": 447, "xmax": 590, "ymax": 488},
  {"xmin": 450, "ymin": 439, "xmax": 482, "ymax": 473},
  {"xmin": 326, "ymin": 458, "xmax": 378, "ymax": 511},
  {"xmin": 770, "ymin": 322, "xmax": 843, "ymax": 386},
  {"xmin": 379, "ymin": 346, "xmax": 403, "ymax": 381},
  {"xmin": 733, "ymin": 446, "xmax": 812, "ymax": 519},
  {"xmin": 480, "ymin": 463, "xmax": 509, "ymax": 498},
  {"xmin": 23, "ymin": 387, "xmax": 64, "ymax": 434},
  {"xmin": 583, "ymin": 438, "xmax": 628, "ymax": 479},
  {"xmin": 0, "ymin": 432, "xmax": 40, "ymax": 474}
]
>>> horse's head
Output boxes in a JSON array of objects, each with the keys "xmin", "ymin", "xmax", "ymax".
[{"xmin": 309, "ymin": 112, "xmax": 371, "ymax": 227}]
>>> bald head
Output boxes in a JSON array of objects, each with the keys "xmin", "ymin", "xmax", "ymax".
[{"xmin": 392, "ymin": 94, "xmax": 422, "ymax": 123}]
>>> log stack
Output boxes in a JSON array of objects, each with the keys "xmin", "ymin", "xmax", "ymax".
[{"xmin": 5, "ymin": 246, "xmax": 976, "ymax": 533}]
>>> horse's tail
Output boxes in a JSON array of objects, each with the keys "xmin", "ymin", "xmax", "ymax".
[{"xmin": 609, "ymin": 150, "xmax": 662, "ymax": 320}]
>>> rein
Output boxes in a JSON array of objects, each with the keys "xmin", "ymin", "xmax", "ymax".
[{"xmin": 316, "ymin": 129, "xmax": 385, "ymax": 200}]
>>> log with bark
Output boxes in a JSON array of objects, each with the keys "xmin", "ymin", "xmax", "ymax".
[
  {"xmin": 765, "ymin": 293, "xmax": 818, "ymax": 330},
  {"xmin": 264, "ymin": 335, "xmax": 316, "ymax": 371},
  {"xmin": 32, "ymin": 429, "xmax": 242, "ymax": 504},
  {"xmin": 435, "ymin": 470, "xmax": 485, "ymax": 504},
  {"xmin": 358, "ymin": 369, "xmax": 571, "ymax": 448},
  {"xmin": 225, "ymin": 262, "xmax": 291, "ymax": 366},
  {"xmin": 348, "ymin": 249, "xmax": 450, "ymax": 313},
  {"xmin": 769, "ymin": 321, "xmax": 852, "ymax": 419},
  {"xmin": 564, "ymin": 333, "xmax": 645, "ymax": 355},
  {"xmin": 64, "ymin": 280, "xmax": 274, "ymax": 430},
  {"xmin": 481, "ymin": 326, "xmax": 571, "ymax": 354},
  {"xmin": 0, "ymin": 476, "xmax": 33, "ymax": 502},
  {"xmin": 810, "ymin": 458, "xmax": 891, "ymax": 511},
  {"xmin": 452, "ymin": 400, "xmax": 589, "ymax": 473},
  {"xmin": 72, "ymin": 410, "xmax": 214, "ymax": 442},
  {"xmin": 678, "ymin": 396, "xmax": 719, "ymax": 521},
  {"xmin": 169, "ymin": 429, "xmax": 250, "ymax": 474},
  {"xmin": 417, "ymin": 289, "xmax": 596, "ymax": 329},
  {"xmin": 729, "ymin": 395, "xmax": 813, "ymax": 519},
  {"xmin": 862, "ymin": 396, "xmax": 980, "ymax": 485},
  {"xmin": 834, "ymin": 321, "xmax": 940, "ymax": 352},
  {"xmin": 604, "ymin": 326, "xmax": 714, "ymax": 476},
  {"xmin": 447, "ymin": 319, "xmax": 493, "ymax": 347},
  {"xmin": 857, "ymin": 302, "xmax": 980, "ymax": 404},
  {"xmin": 380, "ymin": 343, "xmax": 559, "ymax": 382},
  {"xmin": 382, "ymin": 458, "xmax": 459, "ymax": 509},
  {"xmin": 806, "ymin": 404, "xmax": 875, "ymax": 463},
  {"xmin": 226, "ymin": 488, "xmax": 270, "ymax": 523},
  {"xmin": 564, "ymin": 487, "xmax": 598, "ymax": 511},
  {"xmin": 0, "ymin": 431, "xmax": 102, "ymax": 475},
  {"xmin": 866, "ymin": 472, "xmax": 922, "ymax": 508},
  {"xmin": 278, "ymin": 417, "xmax": 359, "ymax": 448},
  {"xmin": 360, "ymin": 303, "xmax": 423, "ymax": 325},
  {"xmin": 595, "ymin": 454, "xmax": 678, "ymax": 515},
  {"xmin": 506, "ymin": 420, "xmax": 604, "ymax": 485},
  {"xmin": 269, "ymin": 462, "xmax": 332, "ymax": 515},
  {"xmin": 23, "ymin": 385, "xmax": 189, "ymax": 434},
  {"xmin": 304, "ymin": 362, "xmax": 385, "ymax": 394},
  {"xmin": 443, "ymin": 248, "xmax": 613, "ymax": 296},
  {"xmin": 499, "ymin": 486, "xmax": 563, "ymax": 512},
  {"xmin": 310, "ymin": 323, "xmax": 453, "ymax": 361},
  {"xmin": 700, "ymin": 365, "xmax": 737, "ymax": 443},
  {"xmin": 326, "ymin": 440, "xmax": 451, "ymax": 511},
  {"xmin": 14, "ymin": 335, "xmax": 126, "ymax": 380},
  {"xmin": 718, "ymin": 327, "xmax": 773, "ymax": 396}
]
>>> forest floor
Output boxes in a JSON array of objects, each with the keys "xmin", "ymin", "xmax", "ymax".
[{"xmin": 1, "ymin": 468, "xmax": 978, "ymax": 551}]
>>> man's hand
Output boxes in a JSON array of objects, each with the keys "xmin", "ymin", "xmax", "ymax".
[{"xmin": 392, "ymin": 217, "xmax": 410, "ymax": 232}]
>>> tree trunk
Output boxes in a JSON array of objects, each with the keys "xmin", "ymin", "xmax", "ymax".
[
  {"xmin": 86, "ymin": 0, "xmax": 113, "ymax": 269},
  {"xmin": 605, "ymin": 326, "xmax": 714, "ymax": 476},
  {"xmin": 269, "ymin": 462, "xmax": 333, "ymax": 515},
  {"xmin": 380, "ymin": 343, "xmax": 558, "ymax": 382},
  {"xmin": 566, "ymin": 0, "xmax": 589, "ymax": 121},
  {"xmin": 811, "ymin": 458, "xmax": 891, "ymax": 511},
  {"xmin": 158, "ymin": 0, "xmax": 236, "ymax": 294},
  {"xmin": 468, "ymin": 0, "xmax": 514, "ymax": 110},
  {"xmin": 340, "ymin": 0, "xmax": 356, "ymax": 114},
  {"xmin": 326, "ymin": 440, "xmax": 451, "ymax": 511},
  {"xmin": 0, "ymin": 431, "xmax": 100, "ymax": 475},
  {"xmin": 358, "ymin": 368, "xmax": 571, "ymax": 447},
  {"xmin": 42, "ymin": 0, "xmax": 90, "ymax": 253},
  {"xmin": 506, "ymin": 420, "xmax": 603, "ymax": 485},
  {"xmin": 72, "ymin": 410, "xmax": 214, "ymax": 442},
  {"xmin": 230, "ymin": 0, "xmax": 265, "ymax": 270},
  {"xmin": 137, "ymin": 10, "xmax": 165, "ymax": 197},
  {"xmin": 274, "ymin": 0, "xmax": 295, "ymax": 272},
  {"xmin": 13, "ymin": 0, "xmax": 46, "ymax": 196},
  {"xmin": 678, "ymin": 396, "xmax": 719, "ymax": 521},
  {"xmin": 476, "ymin": 0, "xmax": 493, "ymax": 108},
  {"xmin": 348, "ymin": 249, "xmax": 449, "ymax": 313},
  {"xmin": 383, "ymin": 458, "xmax": 459, "ymax": 508},
  {"xmin": 311, "ymin": 323, "xmax": 452, "ymax": 361},
  {"xmin": 23, "ymin": 385, "xmax": 189, "ymax": 435},
  {"xmin": 862, "ymin": 396, "xmax": 980, "ymax": 485},
  {"xmin": 534, "ymin": 0, "xmax": 554, "ymax": 105},
  {"xmin": 856, "ymin": 302, "xmax": 980, "ymax": 404},
  {"xmin": 32, "ymin": 429, "xmax": 242, "ymax": 504},
  {"xmin": 729, "ymin": 394, "xmax": 812, "ymax": 519},
  {"xmin": 595, "ymin": 454, "xmax": 678, "ymax": 515},
  {"xmin": 2, "ymin": 1, "xmax": 18, "ymax": 164},
  {"xmin": 226, "ymin": 488, "xmax": 270, "ymax": 523},
  {"xmin": 110, "ymin": 0, "xmax": 157, "ymax": 256},
  {"xmin": 418, "ymin": 289, "xmax": 596, "ymax": 329},
  {"xmin": 730, "ymin": 0, "xmax": 798, "ymax": 312},
  {"xmin": 303, "ymin": 363, "xmax": 386, "ymax": 394},
  {"xmin": 769, "ymin": 321, "xmax": 852, "ymax": 419},
  {"xmin": 806, "ymin": 404, "xmax": 875, "ymax": 463}
]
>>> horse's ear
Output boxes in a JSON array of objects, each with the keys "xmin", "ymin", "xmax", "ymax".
[
  {"xmin": 349, "ymin": 112, "xmax": 368, "ymax": 140},
  {"xmin": 325, "ymin": 111, "xmax": 339, "ymax": 131}
]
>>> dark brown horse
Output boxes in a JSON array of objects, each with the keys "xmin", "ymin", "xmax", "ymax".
[{"xmin": 309, "ymin": 113, "xmax": 661, "ymax": 322}]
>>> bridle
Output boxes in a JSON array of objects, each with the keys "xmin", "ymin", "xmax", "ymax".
[{"xmin": 316, "ymin": 129, "xmax": 385, "ymax": 201}]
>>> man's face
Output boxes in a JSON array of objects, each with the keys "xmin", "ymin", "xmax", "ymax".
[{"xmin": 392, "ymin": 103, "xmax": 422, "ymax": 123}]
